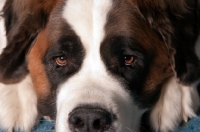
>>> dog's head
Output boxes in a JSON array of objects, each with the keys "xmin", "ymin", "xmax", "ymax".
[{"xmin": 0, "ymin": 0, "xmax": 199, "ymax": 131}]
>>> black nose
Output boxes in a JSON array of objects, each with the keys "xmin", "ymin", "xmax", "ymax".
[{"xmin": 68, "ymin": 106, "xmax": 113, "ymax": 131}]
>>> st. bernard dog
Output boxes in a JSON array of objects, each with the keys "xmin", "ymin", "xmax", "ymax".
[{"xmin": 0, "ymin": 0, "xmax": 200, "ymax": 132}]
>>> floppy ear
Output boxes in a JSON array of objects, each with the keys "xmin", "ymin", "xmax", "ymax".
[
  {"xmin": 0, "ymin": 0, "xmax": 58, "ymax": 84},
  {"xmin": 137, "ymin": 0, "xmax": 200, "ymax": 84}
]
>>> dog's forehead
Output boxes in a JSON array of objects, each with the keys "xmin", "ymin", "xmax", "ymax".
[
  {"xmin": 62, "ymin": 0, "xmax": 112, "ymax": 49},
  {"xmin": 57, "ymin": 0, "xmax": 149, "ymax": 50}
]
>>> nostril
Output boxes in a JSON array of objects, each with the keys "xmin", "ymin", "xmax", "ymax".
[
  {"xmin": 93, "ymin": 114, "xmax": 112, "ymax": 130},
  {"xmin": 69, "ymin": 115, "xmax": 84, "ymax": 128},
  {"xmin": 93, "ymin": 119, "xmax": 111, "ymax": 130},
  {"xmin": 93, "ymin": 119, "xmax": 101, "ymax": 129}
]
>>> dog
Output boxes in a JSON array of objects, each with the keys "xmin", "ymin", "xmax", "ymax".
[{"xmin": 0, "ymin": 0, "xmax": 200, "ymax": 131}]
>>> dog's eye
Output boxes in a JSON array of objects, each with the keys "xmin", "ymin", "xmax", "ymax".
[
  {"xmin": 55, "ymin": 55, "xmax": 67, "ymax": 66},
  {"xmin": 124, "ymin": 55, "xmax": 135, "ymax": 66}
]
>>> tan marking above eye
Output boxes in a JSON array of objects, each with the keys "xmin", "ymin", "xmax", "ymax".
[
  {"xmin": 55, "ymin": 56, "xmax": 67, "ymax": 66},
  {"xmin": 124, "ymin": 55, "xmax": 135, "ymax": 66}
]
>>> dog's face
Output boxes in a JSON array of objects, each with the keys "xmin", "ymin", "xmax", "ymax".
[
  {"xmin": 26, "ymin": 0, "xmax": 172, "ymax": 131},
  {"xmin": 3, "ymin": 0, "xmax": 200, "ymax": 131}
]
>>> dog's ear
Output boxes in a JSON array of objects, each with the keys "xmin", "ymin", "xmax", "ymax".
[
  {"xmin": 137, "ymin": 0, "xmax": 200, "ymax": 84},
  {"xmin": 0, "ymin": 0, "xmax": 58, "ymax": 84},
  {"xmin": 136, "ymin": 0, "xmax": 181, "ymax": 70}
]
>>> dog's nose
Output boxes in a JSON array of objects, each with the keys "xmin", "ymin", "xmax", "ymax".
[{"xmin": 68, "ymin": 106, "xmax": 113, "ymax": 131}]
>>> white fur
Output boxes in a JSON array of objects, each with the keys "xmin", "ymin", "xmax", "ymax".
[
  {"xmin": 0, "ymin": 75, "xmax": 38, "ymax": 132},
  {"xmin": 150, "ymin": 76, "xmax": 200, "ymax": 132},
  {"xmin": 181, "ymin": 82, "xmax": 200, "ymax": 122},
  {"xmin": 56, "ymin": 75, "xmax": 143, "ymax": 132},
  {"xmin": 57, "ymin": 0, "xmax": 143, "ymax": 131}
]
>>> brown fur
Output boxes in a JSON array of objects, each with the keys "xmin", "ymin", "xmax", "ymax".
[
  {"xmin": 0, "ymin": 0, "xmax": 60, "ymax": 84},
  {"xmin": 136, "ymin": 0, "xmax": 200, "ymax": 84},
  {"xmin": 27, "ymin": 28, "xmax": 56, "ymax": 117}
]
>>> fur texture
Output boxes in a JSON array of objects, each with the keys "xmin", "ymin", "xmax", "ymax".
[
  {"xmin": 0, "ymin": 0, "xmax": 199, "ymax": 132},
  {"xmin": 0, "ymin": 75, "xmax": 38, "ymax": 132}
]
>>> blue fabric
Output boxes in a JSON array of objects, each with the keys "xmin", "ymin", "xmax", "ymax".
[
  {"xmin": 175, "ymin": 117, "xmax": 200, "ymax": 132},
  {"xmin": 0, "ymin": 116, "xmax": 200, "ymax": 132},
  {"xmin": 0, "ymin": 118, "xmax": 55, "ymax": 132}
]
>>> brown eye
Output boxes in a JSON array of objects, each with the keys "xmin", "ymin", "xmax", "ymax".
[
  {"xmin": 124, "ymin": 55, "xmax": 135, "ymax": 66},
  {"xmin": 55, "ymin": 55, "xmax": 67, "ymax": 66}
]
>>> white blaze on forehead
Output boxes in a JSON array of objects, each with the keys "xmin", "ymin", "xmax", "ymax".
[
  {"xmin": 63, "ymin": 0, "xmax": 111, "ymax": 49},
  {"xmin": 62, "ymin": 0, "xmax": 112, "ymax": 75}
]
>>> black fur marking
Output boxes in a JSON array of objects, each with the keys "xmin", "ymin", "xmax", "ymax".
[
  {"xmin": 140, "ymin": 111, "xmax": 154, "ymax": 132},
  {"xmin": 44, "ymin": 35, "xmax": 85, "ymax": 88},
  {"xmin": 100, "ymin": 36, "xmax": 163, "ymax": 108}
]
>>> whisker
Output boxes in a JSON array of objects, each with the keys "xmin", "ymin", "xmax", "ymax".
[{"xmin": 125, "ymin": 127, "xmax": 133, "ymax": 132}]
